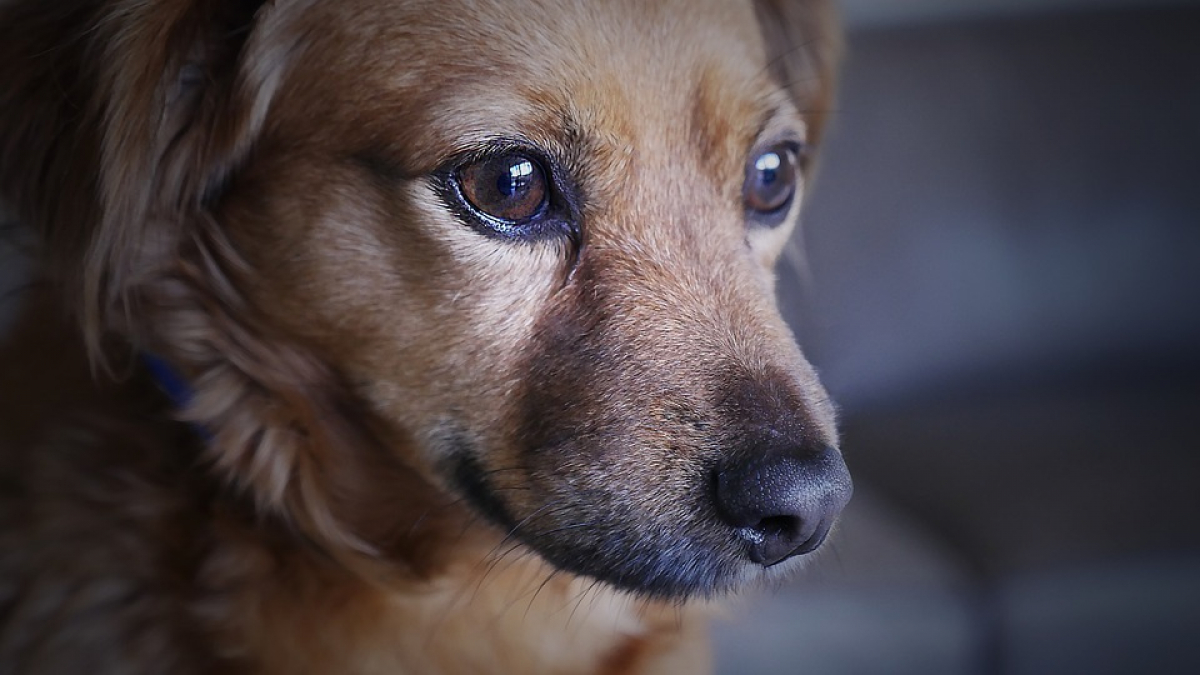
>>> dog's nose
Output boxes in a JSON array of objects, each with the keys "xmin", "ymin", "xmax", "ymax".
[{"xmin": 713, "ymin": 444, "xmax": 852, "ymax": 566}]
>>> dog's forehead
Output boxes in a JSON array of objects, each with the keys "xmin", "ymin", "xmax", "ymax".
[{"xmin": 285, "ymin": 0, "xmax": 793, "ymax": 176}]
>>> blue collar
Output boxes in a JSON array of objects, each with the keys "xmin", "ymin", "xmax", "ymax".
[
  {"xmin": 141, "ymin": 352, "xmax": 194, "ymax": 410},
  {"xmin": 143, "ymin": 353, "xmax": 212, "ymax": 440}
]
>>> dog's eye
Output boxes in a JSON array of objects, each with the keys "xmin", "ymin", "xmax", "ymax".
[
  {"xmin": 457, "ymin": 152, "xmax": 548, "ymax": 223},
  {"xmin": 744, "ymin": 144, "xmax": 799, "ymax": 223}
]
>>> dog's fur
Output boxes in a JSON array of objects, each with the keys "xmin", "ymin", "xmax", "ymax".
[{"xmin": 0, "ymin": 0, "xmax": 846, "ymax": 672}]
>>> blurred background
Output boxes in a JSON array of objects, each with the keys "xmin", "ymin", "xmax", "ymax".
[
  {"xmin": 714, "ymin": 0, "xmax": 1200, "ymax": 673},
  {"xmin": 2, "ymin": 1, "xmax": 1197, "ymax": 673}
]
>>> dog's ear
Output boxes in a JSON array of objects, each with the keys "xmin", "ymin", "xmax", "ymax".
[
  {"xmin": 1, "ymin": 1, "xmax": 442, "ymax": 566},
  {"xmin": 754, "ymin": 0, "xmax": 842, "ymax": 145},
  {"xmin": 0, "ymin": 0, "xmax": 292, "ymax": 356},
  {"xmin": 87, "ymin": 0, "xmax": 296, "ymax": 354}
]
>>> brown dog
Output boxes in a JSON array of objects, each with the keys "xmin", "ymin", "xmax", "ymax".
[{"xmin": 0, "ymin": 0, "xmax": 850, "ymax": 672}]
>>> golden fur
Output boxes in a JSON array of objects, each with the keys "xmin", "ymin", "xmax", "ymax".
[{"xmin": 0, "ymin": 0, "xmax": 845, "ymax": 672}]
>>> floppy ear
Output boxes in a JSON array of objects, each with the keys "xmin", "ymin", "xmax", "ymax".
[
  {"xmin": 754, "ymin": 0, "xmax": 842, "ymax": 145},
  {"xmin": 1, "ymin": 1, "xmax": 441, "ymax": 566},
  {"xmin": 0, "ymin": 0, "xmax": 285, "ymax": 355},
  {"xmin": 91, "ymin": 0, "xmax": 300, "ymax": 357}
]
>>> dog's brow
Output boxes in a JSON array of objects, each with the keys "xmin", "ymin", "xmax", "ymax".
[
  {"xmin": 754, "ymin": 103, "xmax": 783, "ymax": 143},
  {"xmin": 752, "ymin": 92, "xmax": 807, "ymax": 147},
  {"xmin": 521, "ymin": 107, "xmax": 597, "ymax": 169}
]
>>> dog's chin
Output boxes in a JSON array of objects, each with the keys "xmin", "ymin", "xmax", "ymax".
[{"xmin": 445, "ymin": 450, "xmax": 793, "ymax": 600}]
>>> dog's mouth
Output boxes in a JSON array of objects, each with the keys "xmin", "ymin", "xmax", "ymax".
[
  {"xmin": 446, "ymin": 449, "xmax": 733, "ymax": 597},
  {"xmin": 442, "ymin": 434, "xmax": 852, "ymax": 599}
]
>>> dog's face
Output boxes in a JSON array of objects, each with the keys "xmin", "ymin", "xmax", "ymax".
[
  {"xmin": 198, "ymin": 0, "xmax": 851, "ymax": 598},
  {"xmin": 0, "ymin": 0, "xmax": 847, "ymax": 599}
]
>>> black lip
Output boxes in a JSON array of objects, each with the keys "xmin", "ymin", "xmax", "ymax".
[
  {"xmin": 446, "ymin": 450, "xmax": 517, "ymax": 531},
  {"xmin": 445, "ymin": 445, "xmax": 739, "ymax": 600}
]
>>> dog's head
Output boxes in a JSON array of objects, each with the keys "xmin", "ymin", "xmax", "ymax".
[{"xmin": 4, "ymin": 0, "xmax": 849, "ymax": 599}]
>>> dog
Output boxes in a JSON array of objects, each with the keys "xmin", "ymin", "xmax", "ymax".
[{"xmin": 0, "ymin": 0, "xmax": 851, "ymax": 672}]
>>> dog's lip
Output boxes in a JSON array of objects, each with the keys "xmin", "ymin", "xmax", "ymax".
[
  {"xmin": 444, "ymin": 450, "xmax": 517, "ymax": 531},
  {"xmin": 438, "ymin": 437, "xmax": 826, "ymax": 598},
  {"xmin": 443, "ymin": 462, "xmax": 754, "ymax": 598}
]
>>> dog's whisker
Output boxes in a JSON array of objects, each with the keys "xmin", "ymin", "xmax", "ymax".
[
  {"xmin": 468, "ymin": 499, "xmax": 589, "ymax": 607},
  {"xmin": 562, "ymin": 577, "xmax": 603, "ymax": 629},
  {"xmin": 500, "ymin": 550, "xmax": 549, "ymax": 610},
  {"xmin": 470, "ymin": 502, "xmax": 581, "ymax": 589},
  {"xmin": 476, "ymin": 465, "xmax": 529, "ymax": 478},
  {"xmin": 401, "ymin": 508, "xmax": 433, "ymax": 541},
  {"xmin": 476, "ymin": 482, "xmax": 534, "ymax": 494},
  {"xmin": 472, "ymin": 541, "xmax": 530, "ymax": 600},
  {"xmin": 528, "ymin": 520, "xmax": 596, "ymax": 539},
  {"xmin": 488, "ymin": 501, "xmax": 562, "ymax": 553},
  {"xmin": 522, "ymin": 568, "xmax": 565, "ymax": 620},
  {"xmin": 463, "ymin": 501, "xmax": 575, "ymax": 605}
]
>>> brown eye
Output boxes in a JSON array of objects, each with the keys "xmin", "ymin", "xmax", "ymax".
[
  {"xmin": 457, "ymin": 152, "xmax": 548, "ymax": 222},
  {"xmin": 744, "ymin": 144, "xmax": 799, "ymax": 218}
]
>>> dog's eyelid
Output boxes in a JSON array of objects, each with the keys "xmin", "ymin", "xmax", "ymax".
[
  {"xmin": 437, "ymin": 141, "xmax": 537, "ymax": 184},
  {"xmin": 753, "ymin": 128, "xmax": 806, "ymax": 154}
]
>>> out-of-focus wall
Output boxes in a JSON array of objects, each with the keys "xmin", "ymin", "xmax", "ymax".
[
  {"xmin": 0, "ymin": 211, "xmax": 30, "ymax": 335},
  {"xmin": 787, "ymin": 5, "xmax": 1200, "ymax": 409},
  {"xmin": 839, "ymin": 0, "xmax": 1200, "ymax": 28}
]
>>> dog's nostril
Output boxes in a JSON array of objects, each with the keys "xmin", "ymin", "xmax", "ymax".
[
  {"xmin": 736, "ymin": 516, "xmax": 831, "ymax": 567},
  {"xmin": 714, "ymin": 444, "xmax": 852, "ymax": 567},
  {"xmin": 757, "ymin": 515, "xmax": 798, "ymax": 541},
  {"xmin": 739, "ymin": 514, "xmax": 805, "ymax": 566}
]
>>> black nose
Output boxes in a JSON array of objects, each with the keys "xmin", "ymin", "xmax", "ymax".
[{"xmin": 713, "ymin": 444, "xmax": 853, "ymax": 566}]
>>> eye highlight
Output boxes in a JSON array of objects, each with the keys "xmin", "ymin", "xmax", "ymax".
[{"xmin": 744, "ymin": 143, "xmax": 801, "ymax": 225}]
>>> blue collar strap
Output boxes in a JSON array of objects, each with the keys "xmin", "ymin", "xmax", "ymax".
[
  {"xmin": 142, "ymin": 353, "xmax": 213, "ymax": 441},
  {"xmin": 141, "ymin": 352, "xmax": 194, "ymax": 410}
]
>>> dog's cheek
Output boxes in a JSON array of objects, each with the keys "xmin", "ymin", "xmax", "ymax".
[
  {"xmin": 368, "ymin": 184, "xmax": 578, "ymax": 471},
  {"xmin": 223, "ymin": 165, "xmax": 572, "ymax": 475}
]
